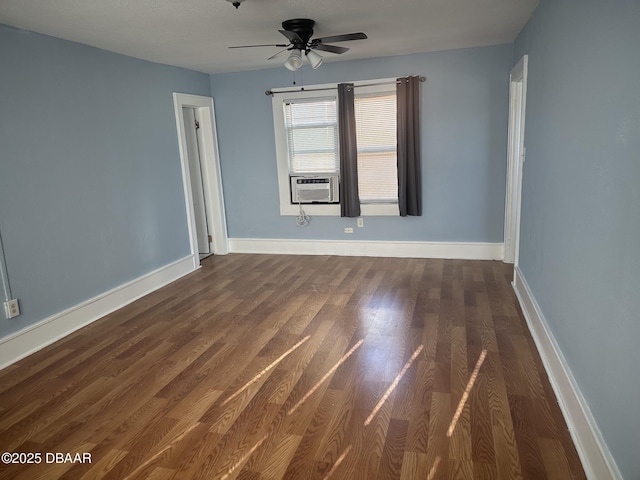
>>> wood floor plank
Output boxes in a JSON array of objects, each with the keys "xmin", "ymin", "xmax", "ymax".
[
  {"xmin": 449, "ymin": 459, "xmax": 474, "ymax": 480},
  {"xmin": 402, "ymin": 359, "xmax": 432, "ymax": 453},
  {"xmin": 0, "ymin": 255, "xmax": 585, "ymax": 479},
  {"xmin": 144, "ymin": 467, "xmax": 177, "ymax": 480},
  {"xmin": 538, "ymin": 437, "xmax": 576, "ymax": 480},
  {"xmin": 425, "ymin": 391, "xmax": 451, "ymax": 479},
  {"xmin": 399, "ymin": 451, "xmax": 429, "ymax": 480},
  {"xmin": 273, "ymin": 387, "xmax": 340, "ymax": 477},
  {"xmin": 377, "ymin": 418, "xmax": 408, "ymax": 480},
  {"xmin": 260, "ymin": 434, "xmax": 302, "ymax": 480},
  {"xmin": 75, "ymin": 448, "xmax": 129, "ymax": 480},
  {"xmin": 507, "ymin": 394, "xmax": 548, "ymax": 480},
  {"xmin": 448, "ymin": 325, "xmax": 471, "ymax": 462}
]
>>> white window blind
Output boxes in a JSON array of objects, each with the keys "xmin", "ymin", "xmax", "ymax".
[
  {"xmin": 355, "ymin": 92, "xmax": 398, "ymax": 203},
  {"xmin": 283, "ymin": 97, "xmax": 339, "ymax": 174}
]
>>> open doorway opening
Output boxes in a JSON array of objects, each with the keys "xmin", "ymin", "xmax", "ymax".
[
  {"xmin": 504, "ymin": 55, "xmax": 528, "ymax": 266},
  {"xmin": 182, "ymin": 107, "xmax": 212, "ymax": 260},
  {"xmin": 173, "ymin": 93, "xmax": 229, "ymax": 268}
]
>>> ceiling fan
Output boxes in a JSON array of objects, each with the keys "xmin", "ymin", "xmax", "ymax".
[{"xmin": 229, "ymin": 18, "xmax": 368, "ymax": 70}]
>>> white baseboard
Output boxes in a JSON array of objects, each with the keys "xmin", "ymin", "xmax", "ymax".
[
  {"xmin": 0, "ymin": 255, "xmax": 198, "ymax": 371},
  {"xmin": 512, "ymin": 266, "xmax": 621, "ymax": 480},
  {"xmin": 229, "ymin": 238, "xmax": 504, "ymax": 260}
]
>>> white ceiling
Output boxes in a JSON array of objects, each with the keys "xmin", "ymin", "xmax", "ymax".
[{"xmin": 0, "ymin": 0, "xmax": 538, "ymax": 74}]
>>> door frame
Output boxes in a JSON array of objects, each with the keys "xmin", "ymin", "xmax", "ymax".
[
  {"xmin": 173, "ymin": 93, "xmax": 228, "ymax": 268},
  {"xmin": 504, "ymin": 55, "xmax": 528, "ymax": 265}
]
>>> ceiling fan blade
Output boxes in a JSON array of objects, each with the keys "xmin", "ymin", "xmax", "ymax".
[
  {"xmin": 313, "ymin": 44, "xmax": 349, "ymax": 55},
  {"xmin": 229, "ymin": 43, "xmax": 290, "ymax": 49},
  {"xmin": 267, "ymin": 49, "xmax": 289, "ymax": 60},
  {"xmin": 278, "ymin": 29, "xmax": 303, "ymax": 44},
  {"xmin": 313, "ymin": 32, "xmax": 367, "ymax": 43}
]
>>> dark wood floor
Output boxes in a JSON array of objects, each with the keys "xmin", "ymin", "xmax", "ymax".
[{"xmin": 0, "ymin": 254, "xmax": 585, "ymax": 479}]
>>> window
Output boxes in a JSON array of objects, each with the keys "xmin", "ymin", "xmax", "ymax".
[
  {"xmin": 284, "ymin": 98, "xmax": 338, "ymax": 174},
  {"xmin": 355, "ymin": 92, "xmax": 398, "ymax": 204},
  {"xmin": 272, "ymin": 80, "xmax": 400, "ymax": 216}
]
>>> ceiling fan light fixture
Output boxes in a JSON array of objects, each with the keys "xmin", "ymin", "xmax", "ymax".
[
  {"xmin": 284, "ymin": 49, "xmax": 303, "ymax": 71},
  {"xmin": 225, "ymin": 0, "xmax": 245, "ymax": 9},
  {"xmin": 306, "ymin": 50, "xmax": 323, "ymax": 69}
]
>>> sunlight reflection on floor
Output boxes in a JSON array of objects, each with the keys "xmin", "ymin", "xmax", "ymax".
[
  {"xmin": 220, "ymin": 434, "xmax": 268, "ymax": 480},
  {"xmin": 364, "ymin": 344, "xmax": 424, "ymax": 426},
  {"xmin": 288, "ymin": 339, "xmax": 365, "ymax": 416},
  {"xmin": 447, "ymin": 349, "xmax": 487, "ymax": 437},
  {"xmin": 323, "ymin": 445, "xmax": 353, "ymax": 480},
  {"xmin": 427, "ymin": 455, "xmax": 442, "ymax": 480},
  {"xmin": 223, "ymin": 335, "xmax": 311, "ymax": 405}
]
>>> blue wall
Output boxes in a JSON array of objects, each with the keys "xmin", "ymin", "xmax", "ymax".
[
  {"xmin": 0, "ymin": 24, "xmax": 211, "ymax": 338},
  {"xmin": 210, "ymin": 45, "xmax": 512, "ymax": 242},
  {"xmin": 514, "ymin": 1, "xmax": 640, "ymax": 477}
]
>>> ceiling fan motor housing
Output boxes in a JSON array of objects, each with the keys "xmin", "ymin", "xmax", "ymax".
[{"xmin": 282, "ymin": 18, "xmax": 316, "ymax": 50}]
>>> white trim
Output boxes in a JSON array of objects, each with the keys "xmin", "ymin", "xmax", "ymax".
[
  {"xmin": 173, "ymin": 93, "xmax": 229, "ymax": 260},
  {"xmin": 229, "ymin": 238, "xmax": 503, "ymax": 260},
  {"xmin": 504, "ymin": 55, "xmax": 528, "ymax": 264},
  {"xmin": 274, "ymin": 203, "xmax": 400, "ymax": 217},
  {"xmin": 512, "ymin": 267, "xmax": 622, "ymax": 480},
  {"xmin": 0, "ymin": 255, "xmax": 197, "ymax": 371}
]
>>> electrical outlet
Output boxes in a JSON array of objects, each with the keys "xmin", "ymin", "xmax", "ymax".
[
  {"xmin": 4, "ymin": 299, "xmax": 20, "ymax": 319},
  {"xmin": 344, "ymin": 227, "xmax": 354, "ymax": 234},
  {"xmin": 357, "ymin": 217, "xmax": 364, "ymax": 228}
]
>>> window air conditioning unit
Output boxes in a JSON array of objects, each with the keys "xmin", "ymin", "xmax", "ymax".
[{"xmin": 290, "ymin": 175, "xmax": 339, "ymax": 204}]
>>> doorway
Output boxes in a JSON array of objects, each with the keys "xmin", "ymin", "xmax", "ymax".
[
  {"xmin": 173, "ymin": 93, "xmax": 229, "ymax": 268},
  {"xmin": 504, "ymin": 55, "xmax": 528, "ymax": 266},
  {"xmin": 182, "ymin": 107, "xmax": 211, "ymax": 259}
]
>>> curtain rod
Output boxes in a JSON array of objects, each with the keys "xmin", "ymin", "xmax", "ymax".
[{"xmin": 265, "ymin": 76, "xmax": 425, "ymax": 96}]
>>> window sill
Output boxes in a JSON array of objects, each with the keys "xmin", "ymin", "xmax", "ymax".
[{"xmin": 280, "ymin": 203, "xmax": 399, "ymax": 216}]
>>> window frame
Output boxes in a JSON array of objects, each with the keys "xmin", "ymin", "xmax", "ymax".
[{"xmin": 272, "ymin": 79, "xmax": 400, "ymax": 216}]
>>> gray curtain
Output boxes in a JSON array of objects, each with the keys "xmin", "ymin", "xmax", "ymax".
[
  {"xmin": 338, "ymin": 83, "xmax": 361, "ymax": 217},
  {"xmin": 397, "ymin": 76, "xmax": 422, "ymax": 216}
]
